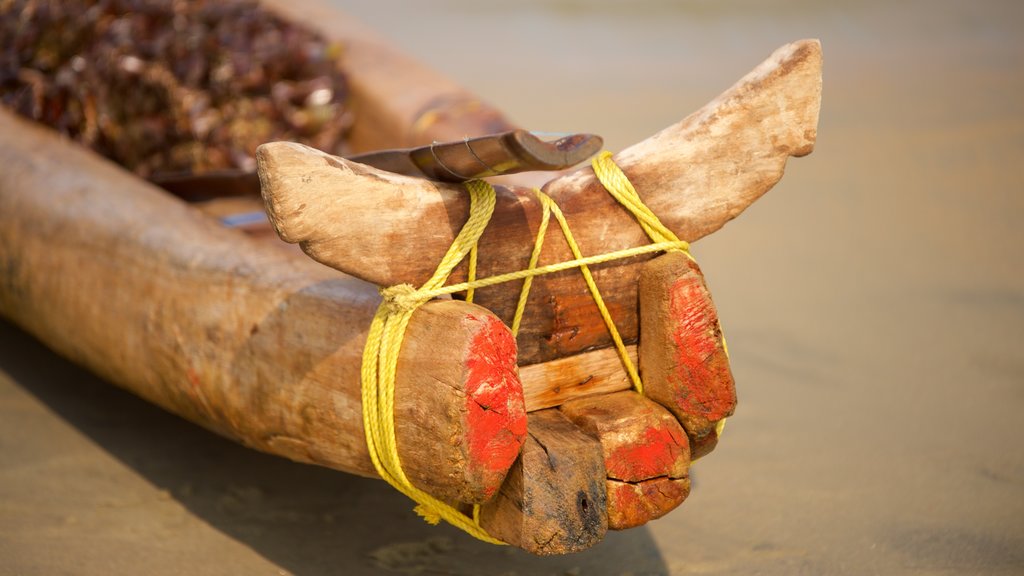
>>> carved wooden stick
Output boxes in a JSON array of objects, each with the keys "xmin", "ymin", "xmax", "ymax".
[
  {"xmin": 0, "ymin": 109, "xmax": 526, "ymax": 505},
  {"xmin": 639, "ymin": 252, "xmax": 735, "ymax": 458},
  {"xmin": 257, "ymin": 39, "xmax": 822, "ymax": 366},
  {"xmin": 560, "ymin": 391, "xmax": 691, "ymax": 530},
  {"xmin": 478, "ymin": 409, "xmax": 608, "ymax": 555}
]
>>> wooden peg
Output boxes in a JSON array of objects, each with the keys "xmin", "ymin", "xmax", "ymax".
[
  {"xmin": 560, "ymin": 391, "xmax": 691, "ymax": 530},
  {"xmin": 478, "ymin": 409, "xmax": 608, "ymax": 555},
  {"xmin": 639, "ymin": 251, "xmax": 735, "ymax": 457}
]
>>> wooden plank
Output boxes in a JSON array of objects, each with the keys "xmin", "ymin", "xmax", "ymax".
[
  {"xmin": 519, "ymin": 345, "xmax": 634, "ymax": 411},
  {"xmin": 185, "ymin": 196, "xmax": 637, "ymax": 412}
]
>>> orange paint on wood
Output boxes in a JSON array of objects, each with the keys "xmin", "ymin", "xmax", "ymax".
[
  {"xmin": 560, "ymin": 391, "xmax": 691, "ymax": 530},
  {"xmin": 606, "ymin": 477, "xmax": 690, "ymax": 530},
  {"xmin": 668, "ymin": 273, "xmax": 736, "ymax": 423},
  {"xmin": 464, "ymin": 314, "xmax": 528, "ymax": 486},
  {"xmin": 640, "ymin": 252, "xmax": 735, "ymax": 445},
  {"xmin": 478, "ymin": 409, "xmax": 608, "ymax": 555},
  {"xmin": 605, "ymin": 424, "xmax": 688, "ymax": 482},
  {"xmin": 395, "ymin": 300, "xmax": 528, "ymax": 503}
]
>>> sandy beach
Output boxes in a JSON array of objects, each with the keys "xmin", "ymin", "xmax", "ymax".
[{"xmin": 1, "ymin": 0, "xmax": 1022, "ymax": 574}]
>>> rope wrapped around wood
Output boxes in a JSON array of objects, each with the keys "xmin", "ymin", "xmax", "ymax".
[{"xmin": 361, "ymin": 151, "xmax": 711, "ymax": 543}]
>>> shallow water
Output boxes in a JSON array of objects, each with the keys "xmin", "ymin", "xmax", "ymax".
[{"xmin": 2, "ymin": 0, "xmax": 1022, "ymax": 574}]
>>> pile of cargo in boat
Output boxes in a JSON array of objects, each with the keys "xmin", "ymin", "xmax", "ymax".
[{"xmin": 0, "ymin": 0, "xmax": 352, "ymax": 177}]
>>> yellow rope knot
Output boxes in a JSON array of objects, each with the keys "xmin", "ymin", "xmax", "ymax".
[
  {"xmin": 359, "ymin": 151, "xmax": 715, "ymax": 545},
  {"xmin": 379, "ymin": 283, "xmax": 423, "ymax": 314}
]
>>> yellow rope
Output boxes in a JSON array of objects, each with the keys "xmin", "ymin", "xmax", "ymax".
[
  {"xmin": 360, "ymin": 180, "xmax": 503, "ymax": 543},
  {"xmin": 361, "ymin": 151, "xmax": 720, "ymax": 543},
  {"xmin": 591, "ymin": 152, "xmax": 731, "ymax": 453},
  {"xmin": 591, "ymin": 152, "xmax": 692, "ymax": 255},
  {"xmin": 510, "ymin": 188, "xmax": 645, "ymax": 392}
]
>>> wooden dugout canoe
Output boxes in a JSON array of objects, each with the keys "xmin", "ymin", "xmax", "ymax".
[{"xmin": 0, "ymin": 0, "xmax": 821, "ymax": 555}]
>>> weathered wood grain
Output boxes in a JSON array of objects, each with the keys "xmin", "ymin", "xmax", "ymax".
[
  {"xmin": 478, "ymin": 409, "xmax": 608, "ymax": 555},
  {"xmin": 0, "ymin": 2, "xmax": 825, "ymax": 554},
  {"xmin": 519, "ymin": 345, "xmax": 635, "ymax": 411}
]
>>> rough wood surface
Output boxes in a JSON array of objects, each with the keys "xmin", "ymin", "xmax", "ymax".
[
  {"xmin": 478, "ymin": 409, "xmax": 608, "ymax": 555},
  {"xmin": 519, "ymin": 345, "xmax": 635, "ymax": 411},
  {"xmin": 560, "ymin": 391, "xmax": 691, "ymax": 530},
  {"xmin": 0, "ymin": 109, "xmax": 526, "ymax": 504},
  {"xmin": 639, "ymin": 252, "xmax": 735, "ymax": 455},
  {"xmin": 256, "ymin": 39, "xmax": 822, "ymax": 365},
  {"xmin": 396, "ymin": 300, "xmax": 527, "ymax": 502}
]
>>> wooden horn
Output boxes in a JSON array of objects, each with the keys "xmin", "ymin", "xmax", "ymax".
[{"xmin": 257, "ymin": 39, "xmax": 822, "ymax": 365}]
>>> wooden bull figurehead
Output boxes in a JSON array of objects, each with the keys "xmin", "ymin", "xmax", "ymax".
[{"xmin": 256, "ymin": 39, "xmax": 822, "ymax": 368}]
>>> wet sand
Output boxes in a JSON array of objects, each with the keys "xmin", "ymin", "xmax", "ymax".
[{"xmin": 2, "ymin": 0, "xmax": 1023, "ymax": 574}]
